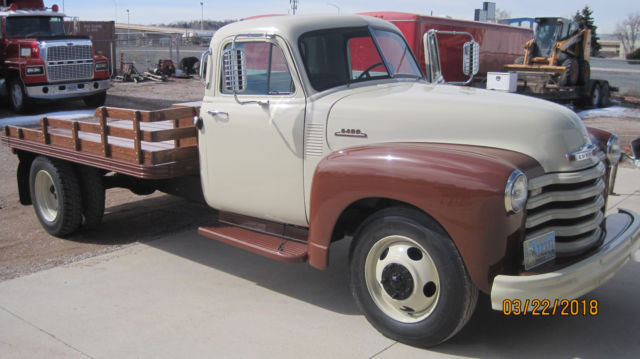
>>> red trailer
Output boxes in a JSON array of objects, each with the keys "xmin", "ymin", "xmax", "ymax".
[{"xmin": 360, "ymin": 12, "xmax": 532, "ymax": 83}]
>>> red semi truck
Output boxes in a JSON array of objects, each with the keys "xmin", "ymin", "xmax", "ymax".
[{"xmin": 0, "ymin": 0, "xmax": 110, "ymax": 113}]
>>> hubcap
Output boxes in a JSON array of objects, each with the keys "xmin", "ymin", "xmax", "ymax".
[
  {"xmin": 34, "ymin": 170, "xmax": 59, "ymax": 223},
  {"xmin": 364, "ymin": 235, "xmax": 440, "ymax": 323}
]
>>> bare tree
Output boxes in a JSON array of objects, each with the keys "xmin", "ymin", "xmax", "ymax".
[
  {"xmin": 614, "ymin": 12, "xmax": 640, "ymax": 55},
  {"xmin": 495, "ymin": 8, "xmax": 511, "ymax": 21}
]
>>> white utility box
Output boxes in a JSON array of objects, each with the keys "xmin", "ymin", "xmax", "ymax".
[{"xmin": 487, "ymin": 72, "xmax": 518, "ymax": 92}]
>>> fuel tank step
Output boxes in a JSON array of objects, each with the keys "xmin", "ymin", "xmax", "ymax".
[{"xmin": 198, "ymin": 224, "xmax": 308, "ymax": 263}]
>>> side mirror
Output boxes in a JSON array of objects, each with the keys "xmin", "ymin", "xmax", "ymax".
[
  {"xmin": 424, "ymin": 30, "xmax": 478, "ymax": 85},
  {"xmin": 463, "ymin": 41, "xmax": 479, "ymax": 76},
  {"xmin": 423, "ymin": 30, "xmax": 443, "ymax": 84},
  {"xmin": 222, "ymin": 48, "xmax": 247, "ymax": 93},
  {"xmin": 199, "ymin": 49, "xmax": 211, "ymax": 88}
]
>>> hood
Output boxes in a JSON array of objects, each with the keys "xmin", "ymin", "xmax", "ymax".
[{"xmin": 325, "ymin": 82, "xmax": 596, "ymax": 173}]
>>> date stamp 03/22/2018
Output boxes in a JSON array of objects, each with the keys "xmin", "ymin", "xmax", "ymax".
[{"xmin": 502, "ymin": 299, "xmax": 599, "ymax": 316}]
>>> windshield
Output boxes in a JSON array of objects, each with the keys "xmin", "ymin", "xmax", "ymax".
[
  {"xmin": 534, "ymin": 21, "xmax": 562, "ymax": 57},
  {"xmin": 299, "ymin": 27, "xmax": 423, "ymax": 92},
  {"xmin": 5, "ymin": 16, "xmax": 66, "ymax": 37}
]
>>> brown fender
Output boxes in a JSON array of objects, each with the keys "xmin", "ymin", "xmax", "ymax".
[{"xmin": 307, "ymin": 142, "xmax": 543, "ymax": 293}]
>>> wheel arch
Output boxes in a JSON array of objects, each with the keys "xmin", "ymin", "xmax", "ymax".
[{"xmin": 306, "ymin": 143, "xmax": 540, "ymax": 293}]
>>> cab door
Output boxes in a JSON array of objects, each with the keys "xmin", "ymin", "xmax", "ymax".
[{"xmin": 199, "ymin": 38, "xmax": 307, "ymax": 226}]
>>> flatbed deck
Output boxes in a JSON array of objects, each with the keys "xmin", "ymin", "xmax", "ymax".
[{"xmin": 1, "ymin": 106, "xmax": 200, "ymax": 179}]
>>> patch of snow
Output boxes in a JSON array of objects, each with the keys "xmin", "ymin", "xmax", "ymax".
[
  {"xmin": 578, "ymin": 106, "xmax": 640, "ymax": 120},
  {"xmin": 0, "ymin": 110, "xmax": 95, "ymax": 127}
]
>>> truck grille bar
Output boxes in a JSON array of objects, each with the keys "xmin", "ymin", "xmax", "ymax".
[
  {"xmin": 525, "ymin": 161, "xmax": 607, "ymax": 257},
  {"xmin": 45, "ymin": 45, "xmax": 94, "ymax": 82}
]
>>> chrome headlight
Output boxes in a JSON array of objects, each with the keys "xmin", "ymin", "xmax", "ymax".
[
  {"xmin": 607, "ymin": 135, "xmax": 622, "ymax": 166},
  {"xmin": 505, "ymin": 170, "xmax": 528, "ymax": 214}
]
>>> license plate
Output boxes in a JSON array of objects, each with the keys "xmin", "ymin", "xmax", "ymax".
[
  {"xmin": 67, "ymin": 84, "xmax": 77, "ymax": 91},
  {"xmin": 523, "ymin": 232, "xmax": 556, "ymax": 270}
]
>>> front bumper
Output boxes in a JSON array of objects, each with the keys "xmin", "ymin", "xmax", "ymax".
[
  {"xmin": 25, "ymin": 79, "xmax": 110, "ymax": 100},
  {"xmin": 491, "ymin": 208, "xmax": 640, "ymax": 310}
]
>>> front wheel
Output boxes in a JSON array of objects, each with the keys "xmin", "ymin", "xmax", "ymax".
[
  {"xmin": 349, "ymin": 207, "xmax": 477, "ymax": 347},
  {"xmin": 83, "ymin": 92, "xmax": 107, "ymax": 107},
  {"xmin": 9, "ymin": 78, "xmax": 30, "ymax": 113}
]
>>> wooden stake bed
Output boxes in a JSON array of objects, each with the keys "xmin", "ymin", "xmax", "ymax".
[{"xmin": 1, "ymin": 106, "xmax": 201, "ymax": 179}]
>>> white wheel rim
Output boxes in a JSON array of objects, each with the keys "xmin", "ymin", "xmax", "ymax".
[
  {"xmin": 364, "ymin": 235, "xmax": 440, "ymax": 323},
  {"xmin": 34, "ymin": 170, "xmax": 59, "ymax": 223},
  {"xmin": 592, "ymin": 87, "xmax": 600, "ymax": 107},
  {"xmin": 11, "ymin": 82, "xmax": 23, "ymax": 107}
]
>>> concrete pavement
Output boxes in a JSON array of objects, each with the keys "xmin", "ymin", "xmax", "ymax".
[{"xmin": 1, "ymin": 168, "xmax": 640, "ymax": 358}]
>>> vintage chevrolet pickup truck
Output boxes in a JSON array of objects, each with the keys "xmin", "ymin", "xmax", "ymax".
[{"xmin": 2, "ymin": 15, "xmax": 640, "ymax": 347}]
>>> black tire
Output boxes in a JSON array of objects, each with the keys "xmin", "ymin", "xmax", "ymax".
[
  {"xmin": 514, "ymin": 56, "xmax": 524, "ymax": 65},
  {"xmin": 9, "ymin": 78, "xmax": 30, "ymax": 113},
  {"xmin": 349, "ymin": 207, "xmax": 478, "ymax": 347},
  {"xmin": 29, "ymin": 157, "xmax": 83, "ymax": 237},
  {"xmin": 577, "ymin": 59, "xmax": 590, "ymax": 85},
  {"xmin": 77, "ymin": 166, "xmax": 105, "ymax": 230},
  {"xmin": 599, "ymin": 82, "xmax": 611, "ymax": 108},
  {"xmin": 83, "ymin": 92, "xmax": 107, "ymax": 107},
  {"xmin": 559, "ymin": 58, "xmax": 578, "ymax": 86}
]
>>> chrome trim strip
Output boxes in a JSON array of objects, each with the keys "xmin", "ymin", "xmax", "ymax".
[
  {"xmin": 526, "ymin": 211, "xmax": 604, "ymax": 238},
  {"xmin": 528, "ymin": 162, "xmax": 606, "ymax": 190},
  {"xmin": 555, "ymin": 228, "xmax": 603, "ymax": 254},
  {"xmin": 526, "ymin": 195, "xmax": 605, "ymax": 228},
  {"xmin": 526, "ymin": 178, "xmax": 606, "ymax": 210}
]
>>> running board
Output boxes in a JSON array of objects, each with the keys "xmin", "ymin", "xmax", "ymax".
[{"xmin": 198, "ymin": 224, "xmax": 308, "ymax": 263}]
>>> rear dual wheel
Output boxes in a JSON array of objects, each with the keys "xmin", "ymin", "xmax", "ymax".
[
  {"xmin": 350, "ymin": 208, "xmax": 478, "ymax": 347},
  {"xmin": 29, "ymin": 157, "xmax": 105, "ymax": 237}
]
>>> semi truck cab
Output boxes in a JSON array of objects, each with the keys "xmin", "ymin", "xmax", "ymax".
[{"xmin": 0, "ymin": 0, "xmax": 110, "ymax": 112}]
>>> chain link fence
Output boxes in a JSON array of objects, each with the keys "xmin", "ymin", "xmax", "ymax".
[{"xmin": 115, "ymin": 32, "xmax": 209, "ymax": 75}]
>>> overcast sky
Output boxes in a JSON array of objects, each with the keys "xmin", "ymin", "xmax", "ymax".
[{"xmin": 55, "ymin": 0, "xmax": 637, "ymax": 33}]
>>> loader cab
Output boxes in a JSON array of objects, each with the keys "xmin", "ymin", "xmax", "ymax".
[{"xmin": 533, "ymin": 17, "xmax": 578, "ymax": 57}]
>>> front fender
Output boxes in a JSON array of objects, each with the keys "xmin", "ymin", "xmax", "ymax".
[{"xmin": 307, "ymin": 142, "xmax": 542, "ymax": 293}]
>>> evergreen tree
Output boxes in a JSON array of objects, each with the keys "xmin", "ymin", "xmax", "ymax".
[{"xmin": 574, "ymin": 6, "xmax": 601, "ymax": 56}]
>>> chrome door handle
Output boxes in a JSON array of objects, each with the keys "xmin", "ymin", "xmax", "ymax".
[{"xmin": 208, "ymin": 110, "xmax": 229, "ymax": 116}]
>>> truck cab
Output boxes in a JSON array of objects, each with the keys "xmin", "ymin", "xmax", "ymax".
[{"xmin": 0, "ymin": 0, "xmax": 110, "ymax": 112}]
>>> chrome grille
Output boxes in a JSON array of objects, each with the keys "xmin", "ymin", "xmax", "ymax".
[
  {"xmin": 47, "ymin": 45, "xmax": 92, "ymax": 62},
  {"xmin": 525, "ymin": 161, "xmax": 607, "ymax": 257},
  {"xmin": 45, "ymin": 45, "xmax": 94, "ymax": 82},
  {"xmin": 47, "ymin": 63, "xmax": 94, "ymax": 82}
]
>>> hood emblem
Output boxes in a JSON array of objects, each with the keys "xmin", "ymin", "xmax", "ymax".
[
  {"xmin": 335, "ymin": 128, "xmax": 367, "ymax": 138},
  {"xmin": 566, "ymin": 144, "xmax": 598, "ymax": 162}
]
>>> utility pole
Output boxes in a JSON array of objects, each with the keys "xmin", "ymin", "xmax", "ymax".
[
  {"xmin": 327, "ymin": 2, "xmax": 339, "ymax": 14},
  {"xmin": 126, "ymin": 9, "xmax": 130, "ymax": 43},
  {"xmin": 200, "ymin": 2, "xmax": 204, "ymax": 32},
  {"xmin": 290, "ymin": 0, "xmax": 298, "ymax": 15}
]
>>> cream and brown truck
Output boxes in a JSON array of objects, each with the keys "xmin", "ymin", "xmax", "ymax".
[{"xmin": 2, "ymin": 15, "xmax": 640, "ymax": 347}]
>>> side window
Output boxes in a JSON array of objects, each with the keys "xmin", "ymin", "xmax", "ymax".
[{"xmin": 221, "ymin": 41, "xmax": 295, "ymax": 95}]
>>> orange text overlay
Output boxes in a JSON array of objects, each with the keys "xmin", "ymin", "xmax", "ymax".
[{"xmin": 502, "ymin": 299, "xmax": 599, "ymax": 316}]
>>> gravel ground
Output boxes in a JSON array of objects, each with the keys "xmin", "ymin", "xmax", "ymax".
[{"xmin": 1, "ymin": 79, "xmax": 640, "ymax": 282}]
